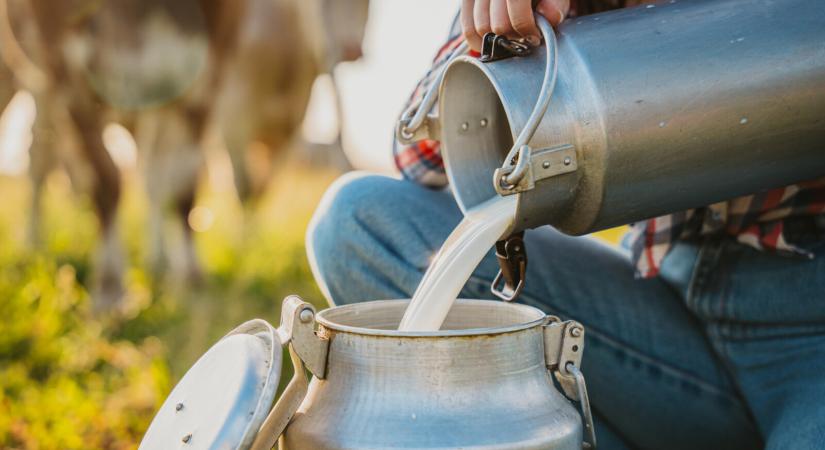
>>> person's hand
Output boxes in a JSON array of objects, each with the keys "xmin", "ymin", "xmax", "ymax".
[{"xmin": 460, "ymin": 0, "xmax": 570, "ymax": 52}]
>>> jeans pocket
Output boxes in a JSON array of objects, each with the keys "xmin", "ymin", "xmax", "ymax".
[{"xmin": 716, "ymin": 241, "xmax": 825, "ymax": 325}]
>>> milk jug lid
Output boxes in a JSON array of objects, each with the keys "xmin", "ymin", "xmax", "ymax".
[{"xmin": 139, "ymin": 319, "xmax": 282, "ymax": 450}]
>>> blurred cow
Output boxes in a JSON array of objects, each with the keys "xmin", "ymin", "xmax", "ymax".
[
  {"xmin": 0, "ymin": 0, "xmax": 370, "ymax": 310},
  {"xmin": 218, "ymin": 0, "xmax": 369, "ymax": 202}
]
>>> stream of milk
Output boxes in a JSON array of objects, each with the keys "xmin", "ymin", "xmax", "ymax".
[{"xmin": 397, "ymin": 195, "xmax": 518, "ymax": 331}]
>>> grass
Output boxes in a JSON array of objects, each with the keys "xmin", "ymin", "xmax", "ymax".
[{"xmin": 0, "ymin": 161, "xmax": 336, "ymax": 449}]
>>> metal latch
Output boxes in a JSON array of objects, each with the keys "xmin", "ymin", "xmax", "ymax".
[
  {"xmin": 543, "ymin": 318, "xmax": 597, "ymax": 450},
  {"xmin": 250, "ymin": 296, "xmax": 329, "ymax": 450},
  {"xmin": 494, "ymin": 143, "xmax": 578, "ymax": 196},
  {"xmin": 275, "ymin": 295, "xmax": 329, "ymax": 379},
  {"xmin": 480, "ymin": 33, "xmax": 532, "ymax": 62},
  {"xmin": 491, "ymin": 232, "xmax": 527, "ymax": 302}
]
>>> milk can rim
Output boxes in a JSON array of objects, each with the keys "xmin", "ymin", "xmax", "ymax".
[{"xmin": 315, "ymin": 299, "xmax": 547, "ymax": 337}]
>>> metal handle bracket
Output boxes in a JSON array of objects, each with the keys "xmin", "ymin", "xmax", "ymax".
[
  {"xmin": 396, "ymin": 41, "xmax": 469, "ymax": 144},
  {"xmin": 495, "ymin": 144, "xmax": 578, "ymax": 196},
  {"xmin": 491, "ymin": 232, "xmax": 528, "ymax": 301},
  {"xmin": 396, "ymin": 112, "xmax": 441, "ymax": 144},
  {"xmin": 250, "ymin": 296, "xmax": 329, "ymax": 450},
  {"xmin": 542, "ymin": 319, "xmax": 584, "ymax": 377},
  {"xmin": 276, "ymin": 295, "xmax": 329, "ymax": 379},
  {"xmin": 543, "ymin": 319, "xmax": 596, "ymax": 449}
]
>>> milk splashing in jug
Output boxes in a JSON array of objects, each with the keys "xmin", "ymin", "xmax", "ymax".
[{"xmin": 398, "ymin": 196, "xmax": 518, "ymax": 331}]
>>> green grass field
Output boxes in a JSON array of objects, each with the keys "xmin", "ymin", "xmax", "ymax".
[{"xmin": 0, "ymin": 163, "xmax": 336, "ymax": 449}]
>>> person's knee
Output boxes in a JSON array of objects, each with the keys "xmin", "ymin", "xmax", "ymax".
[
  {"xmin": 306, "ymin": 173, "xmax": 405, "ymax": 304},
  {"xmin": 309, "ymin": 172, "xmax": 397, "ymax": 250}
]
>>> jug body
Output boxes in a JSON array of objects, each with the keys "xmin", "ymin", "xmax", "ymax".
[
  {"xmin": 439, "ymin": 0, "xmax": 825, "ymax": 234},
  {"xmin": 281, "ymin": 300, "xmax": 584, "ymax": 450}
]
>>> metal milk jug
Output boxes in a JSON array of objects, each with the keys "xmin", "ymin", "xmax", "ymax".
[
  {"xmin": 399, "ymin": 0, "xmax": 825, "ymax": 235},
  {"xmin": 139, "ymin": 296, "xmax": 596, "ymax": 449}
]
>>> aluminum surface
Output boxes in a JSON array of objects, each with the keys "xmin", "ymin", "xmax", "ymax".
[
  {"xmin": 440, "ymin": 0, "xmax": 825, "ymax": 234},
  {"xmin": 281, "ymin": 299, "xmax": 583, "ymax": 450},
  {"xmin": 139, "ymin": 320, "xmax": 281, "ymax": 450},
  {"xmin": 251, "ymin": 296, "xmax": 328, "ymax": 450}
]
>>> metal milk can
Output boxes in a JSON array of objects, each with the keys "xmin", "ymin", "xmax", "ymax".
[
  {"xmin": 399, "ymin": 0, "xmax": 825, "ymax": 235},
  {"xmin": 139, "ymin": 296, "xmax": 596, "ymax": 449}
]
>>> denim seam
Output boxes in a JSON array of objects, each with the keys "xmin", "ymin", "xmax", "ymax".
[
  {"xmin": 714, "ymin": 244, "xmax": 739, "ymax": 326},
  {"xmin": 692, "ymin": 249, "xmax": 760, "ymax": 434},
  {"xmin": 690, "ymin": 240, "xmax": 725, "ymax": 320},
  {"xmin": 685, "ymin": 242, "xmax": 708, "ymax": 317},
  {"xmin": 701, "ymin": 244, "xmax": 721, "ymax": 319},
  {"xmin": 705, "ymin": 327, "xmax": 762, "ymax": 435}
]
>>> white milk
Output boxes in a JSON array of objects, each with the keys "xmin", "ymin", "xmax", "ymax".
[{"xmin": 398, "ymin": 195, "xmax": 517, "ymax": 331}]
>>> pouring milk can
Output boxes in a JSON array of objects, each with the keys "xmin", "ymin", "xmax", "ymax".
[
  {"xmin": 397, "ymin": 0, "xmax": 825, "ymax": 300},
  {"xmin": 139, "ymin": 296, "xmax": 596, "ymax": 449},
  {"xmin": 400, "ymin": 0, "xmax": 825, "ymax": 235}
]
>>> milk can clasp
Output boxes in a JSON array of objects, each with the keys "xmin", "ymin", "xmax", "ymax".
[
  {"xmin": 249, "ymin": 296, "xmax": 330, "ymax": 450},
  {"xmin": 491, "ymin": 232, "xmax": 527, "ymax": 302},
  {"xmin": 275, "ymin": 295, "xmax": 329, "ymax": 380},
  {"xmin": 480, "ymin": 32, "xmax": 532, "ymax": 62},
  {"xmin": 544, "ymin": 318, "xmax": 597, "ymax": 449}
]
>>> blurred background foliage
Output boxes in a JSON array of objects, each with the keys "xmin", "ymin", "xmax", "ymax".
[{"xmin": 0, "ymin": 164, "xmax": 334, "ymax": 449}]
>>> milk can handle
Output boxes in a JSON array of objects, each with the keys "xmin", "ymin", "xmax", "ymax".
[
  {"xmin": 250, "ymin": 296, "xmax": 328, "ymax": 450},
  {"xmin": 498, "ymin": 14, "xmax": 559, "ymax": 189},
  {"xmin": 544, "ymin": 319, "xmax": 597, "ymax": 449},
  {"xmin": 396, "ymin": 41, "xmax": 470, "ymax": 143}
]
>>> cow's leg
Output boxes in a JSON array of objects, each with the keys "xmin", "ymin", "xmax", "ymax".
[
  {"xmin": 67, "ymin": 97, "xmax": 124, "ymax": 310},
  {"xmin": 176, "ymin": 176, "xmax": 202, "ymax": 284},
  {"xmin": 134, "ymin": 110, "xmax": 169, "ymax": 278},
  {"xmin": 178, "ymin": 106, "xmax": 209, "ymax": 283},
  {"xmin": 216, "ymin": 70, "xmax": 259, "ymax": 204},
  {"xmin": 26, "ymin": 92, "xmax": 74, "ymax": 247},
  {"xmin": 26, "ymin": 97, "xmax": 52, "ymax": 247},
  {"xmin": 139, "ymin": 106, "xmax": 205, "ymax": 283},
  {"xmin": 223, "ymin": 117, "xmax": 255, "ymax": 203},
  {"xmin": 25, "ymin": 0, "xmax": 124, "ymax": 309}
]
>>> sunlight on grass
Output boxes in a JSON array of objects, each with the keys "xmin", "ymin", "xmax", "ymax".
[{"xmin": 0, "ymin": 163, "xmax": 336, "ymax": 449}]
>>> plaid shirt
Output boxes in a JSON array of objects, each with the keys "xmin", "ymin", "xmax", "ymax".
[{"xmin": 393, "ymin": 14, "xmax": 825, "ymax": 278}]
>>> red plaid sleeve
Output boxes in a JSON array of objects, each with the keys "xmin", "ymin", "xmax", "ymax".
[{"xmin": 628, "ymin": 178, "xmax": 825, "ymax": 278}]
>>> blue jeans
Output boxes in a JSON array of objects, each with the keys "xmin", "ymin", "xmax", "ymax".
[{"xmin": 307, "ymin": 173, "xmax": 825, "ymax": 450}]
